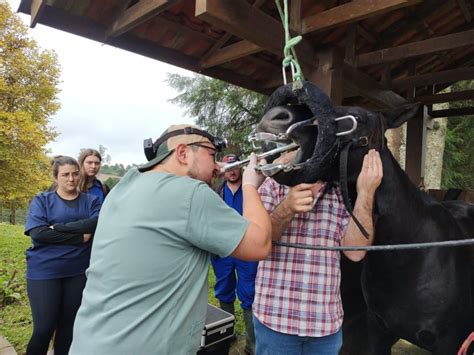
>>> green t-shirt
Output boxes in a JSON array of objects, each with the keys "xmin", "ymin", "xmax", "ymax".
[{"xmin": 70, "ymin": 169, "xmax": 248, "ymax": 355}]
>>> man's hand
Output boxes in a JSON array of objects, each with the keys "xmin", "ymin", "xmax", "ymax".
[
  {"xmin": 282, "ymin": 183, "xmax": 323, "ymax": 214},
  {"xmin": 83, "ymin": 233, "xmax": 92, "ymax": 243},
  {"xmin": 356, "ymin": 149, "xmax": 383, "ymax": 197}
]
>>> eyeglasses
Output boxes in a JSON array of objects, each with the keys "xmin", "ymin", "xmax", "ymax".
[{"xmin": 189, "ymin": 143, "xmax": 217, "ymax": 161}]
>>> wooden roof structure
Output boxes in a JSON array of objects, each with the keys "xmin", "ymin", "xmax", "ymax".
[{"xmin": 18, "ymin": 0, "xmax": 474, "ymax": 183}]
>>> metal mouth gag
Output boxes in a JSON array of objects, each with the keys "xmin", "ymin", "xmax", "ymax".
[
  {"xmin": 220, "ymin": 142, "xmax": 299, "ymax": 173},
  {"xmin": 220, "ymin": 114, "xmax": 358, "ymax": 177}
]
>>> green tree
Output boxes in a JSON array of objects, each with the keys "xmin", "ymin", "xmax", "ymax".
[
  {"xmin": 441, "ymin": 80, "xmax": 474, "ymax": 190},
  {"xmin": 0, "ymin": 2, "xmax": 61, "ymax": 223},
  {"xmin": 104, "ymin": 177, "xmax": 120, "ymax": 189},
  {"xmin": 165, "ymin": 73, "xmax": 267, "ymax": 156}
]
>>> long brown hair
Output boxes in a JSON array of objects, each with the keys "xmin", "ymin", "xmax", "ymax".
[{"xmin": 78, "ymin": 149, "xmax": 102, "ymax": 192}]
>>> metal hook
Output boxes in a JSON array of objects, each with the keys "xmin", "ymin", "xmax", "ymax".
[{"xmin": 335, "ymin": 115, "xmax": 358, "ymax": 136}]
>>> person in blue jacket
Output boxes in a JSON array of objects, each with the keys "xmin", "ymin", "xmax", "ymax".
[
  {"xmin": 212, "ymin": 154, "xmax": 258, "ymax": 355},
  {"xmin": 24, "ymin": 155, "xmax": 101, "ymax": 355},
  {"xmin": 78, "ymin": 148, "xmax": 109, "ymax": 203}
]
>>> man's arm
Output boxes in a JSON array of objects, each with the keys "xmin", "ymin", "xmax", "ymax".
[
  {"xmin": 268, "ymin": 183, "xmax": 320, "ymax": 241},
  {"xmin": 231, "ymin": 154, "xmax": 272, "ymax": 261},
  {"xmin": 342, "ymin": 149, "xmax": 383, "ymax": 261}
]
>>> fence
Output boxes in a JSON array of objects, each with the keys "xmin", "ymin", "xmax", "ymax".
[{"xmin": 0, "ymin": 205, "xmax": 27, "ymax": 225}]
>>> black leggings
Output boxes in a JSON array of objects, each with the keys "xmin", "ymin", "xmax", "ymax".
[{"xmin": 26, "ymin": 274, "xmax": 87, "ymax": 355}]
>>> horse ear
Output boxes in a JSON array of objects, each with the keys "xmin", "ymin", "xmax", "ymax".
[{"xmin": 381, "ymin": 103, "xmax": 421, "ymax": 129}]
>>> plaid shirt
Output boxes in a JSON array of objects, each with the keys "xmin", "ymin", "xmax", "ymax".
[{"xmin": 254, "ymin": 178, "xmax": 350, "ymax": 337}]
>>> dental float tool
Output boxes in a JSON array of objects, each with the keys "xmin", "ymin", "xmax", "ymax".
[{"xmin": 220, "ymin": 142, "xmax": 299, "ymax": 173}]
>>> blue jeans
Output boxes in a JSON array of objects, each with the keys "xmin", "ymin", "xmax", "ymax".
[{"xmin": 253, "ymin": 315, "xmax": 342, "ymax": 355}]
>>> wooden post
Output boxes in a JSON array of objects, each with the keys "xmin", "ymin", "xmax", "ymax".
[
  {"xmin": 405, "ymin": 104, "xmax": 429, "ymax": 188},
  {"xmin": 308, "ymin": 48, "xmax": 343, "ymax": 104}
]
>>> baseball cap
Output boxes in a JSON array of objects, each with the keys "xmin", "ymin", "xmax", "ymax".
[
  {"xmin": 139, "ymin": 124, "xmax": 214, "ymax": 172},
  {"xmin": 223, "ymin": 154, "xmax": 240, "ymax": 164}
]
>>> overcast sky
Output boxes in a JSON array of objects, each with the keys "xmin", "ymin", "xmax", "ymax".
[{"xmin": 7, "ymin": 0, "xmax": 195, "ymax": 166}]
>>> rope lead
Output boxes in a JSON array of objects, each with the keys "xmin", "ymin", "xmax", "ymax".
[{"xmin": 275, "ymin": 0, "xmax": 304, "ymax": 88}]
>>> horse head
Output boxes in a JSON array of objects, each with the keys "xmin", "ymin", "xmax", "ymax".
[{"xmin": 255, "ymin": 81, "xmax": 421, "ymax": 187}]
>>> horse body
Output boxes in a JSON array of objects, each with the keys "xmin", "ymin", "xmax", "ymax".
[
  {"xmin": 255, "ymin": 82, "xmax": 474, "ymax": 354},
  {"xmin": 362, "ymin": 152, "xmax": 472, "ymax": 353}
]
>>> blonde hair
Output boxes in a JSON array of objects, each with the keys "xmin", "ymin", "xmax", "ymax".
[{"xmin": 78, "ymin": 149, "xmax": 102, "ymax": 192}]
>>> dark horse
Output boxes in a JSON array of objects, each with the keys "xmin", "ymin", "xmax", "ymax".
[{"xmin": 255, "ymin": 81, "xmax": 474, "ymax": 354}]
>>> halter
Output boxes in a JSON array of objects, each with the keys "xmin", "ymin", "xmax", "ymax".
[{"xmin": 251, "ymin": 112, "xmax": 386, "ymax": 238}]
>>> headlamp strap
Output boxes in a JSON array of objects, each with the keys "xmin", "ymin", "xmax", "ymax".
[{"xmin": 153, "ymin": 127, "xmax": 217, "ymax": 152}]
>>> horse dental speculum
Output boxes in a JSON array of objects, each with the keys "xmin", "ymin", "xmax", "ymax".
[
  {"xmin": 246, "ymin": 114, "xmax": 358, "ymax": 177},
  {"xmin": 220, "ymin": 142, "xmax": 299, "ymax": 173}
]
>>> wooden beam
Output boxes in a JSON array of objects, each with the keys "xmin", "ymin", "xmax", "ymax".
[
  {"xmin": 108, "ymin": 0, "xmax": 180, "ymax": 37},
  {"xmin": 356, "ymin": 29, "xmax": 474, "ymax": 67},
  {"xmin": 344, "ymin": 24, "xmax": 357, "ymax": 65},
  {"xmin": 391, "ymin": 66, "xmax": 474, "ymax": 90},
  {"xmin": 195, "ymin": 0, "xmax": 318, "ymax": 68},
  {"xmin": 301, "ymin": 0, "xmax": 421, "ymax": 34},
  {"xmin": 18, "ymin": 3, "xmax": 270, "ymax": 95},
  {"xmin": 343, "ymin": 64, "xmax": 407, "ymax": 108},
  {"xmin": 415, "ymin": 90, "xmax": 474, "ymax": 104},
  {"xmin": 200, "ymin": 40, "xmax": 262, "ymax": 68},
  {"xmin": 308, "ymin": 49, "xmax": 344, "ymax": 104},
  {"xmin": 198, "ymin": 0, "xmax": 266, "ymax": 69},
  {"xmin": 431, "ymin": 107, "xmax": 474, "ymax": 118},
  {"xmin": 405, "ymin": 106, "xmax": 425, "ymax": 185},
  {"xmin": 30, "ymin": 0, "xmax": 46, "ymax": 28},
  {"xmin": 456, "ymin": 0, "xmax": 472, "ymax": 23},
  {"xmin": 289, "ymin": 0, "xmax": 302, "ymax": 33},
  {"xmin": 357, "ymin": 24, "xmax": 377, "ymax": 45}
]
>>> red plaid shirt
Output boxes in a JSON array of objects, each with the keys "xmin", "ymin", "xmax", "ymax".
[{"xmin": 254, "ymin": 178, "xmax": 350, "ymax": 337}]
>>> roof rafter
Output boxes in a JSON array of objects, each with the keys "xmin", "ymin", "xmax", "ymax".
[
  {"xmin": 30, "ymin": 0, "xmax": 46, "ymax": 28},
  {"xmin": 198, "ymin": 0, "xmax": 266, "ymax": 68},
  {"xmin": 356, "ymin": 29, "xmax": 474, "ymax": 67},
  {"xmin": 108, "ymin": 0, "xmax": 180, "ymax": 37},
  {"xmin": 195, "ymin": 0, "xmax": 318, "ymax": 68},
  {"xmin": 200, "ymin": 40, "xmax": 262, "ymax": 68},
  {"xmin": 301, "ymin": 0, "xmax": 422, "ymax": 34},
  {"xmin": 391, "ymin": 66, "xmax": 474, "ymax": 90},
  {"xmin": 415, "ymin": 89, "xmax": 474, "ymax": 104}
]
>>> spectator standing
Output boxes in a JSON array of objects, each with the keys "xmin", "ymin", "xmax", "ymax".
[
  {"xmin": 78, "ymin": 149, "xmax": 109, "ymax": 203},
  {"xmin": 212, "ymin": 154, "xmax": 257, "ymax": 355},
  {"xmin": 24, "ymin": 156, "xmax": 101, "ymax": 355}
]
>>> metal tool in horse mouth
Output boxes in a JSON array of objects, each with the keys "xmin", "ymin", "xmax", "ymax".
[
  {"xmin": 249, "ymin": 115, "xmax": 358, "ymax": 147},
  {"xmin": 220, "ymin": 142, "xmax": 299, "ymax": 173},
  {"xmin": 221, "ymin": 115, "xmax": 358, "ymax": 176}
]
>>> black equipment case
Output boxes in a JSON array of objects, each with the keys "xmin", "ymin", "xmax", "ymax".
[{"xmin": 198, "ymin": 304, "xmax": 235, "ymax": 352}]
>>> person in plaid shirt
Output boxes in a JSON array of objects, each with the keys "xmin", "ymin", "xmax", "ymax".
[{"xmin": 253, "ymin": 149, "xmax": 383, "ymax": 354}]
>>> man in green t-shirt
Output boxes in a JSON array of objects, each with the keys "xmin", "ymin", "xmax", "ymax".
[{"xmin": 70, "ymin": 124, "xmax": 271, "ymax": 355}]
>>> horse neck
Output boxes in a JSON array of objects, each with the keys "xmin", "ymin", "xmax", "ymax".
[{"xmin": 375, "ymin": 150, "xmax": 431, "ymax": 235}]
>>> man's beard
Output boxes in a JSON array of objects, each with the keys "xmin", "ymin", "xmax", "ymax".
[
  {"xmin": 188, "ymin": 162, "xmax": 212, "ymax": 187},
  {"xmin": 226, "ymin": 175, "xmax": 241, "ymax": 184}
]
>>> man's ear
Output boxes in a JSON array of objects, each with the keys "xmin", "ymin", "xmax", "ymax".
[{"xmin": 175, "ymin": 144, "xmax": 189, "ymax": 165}]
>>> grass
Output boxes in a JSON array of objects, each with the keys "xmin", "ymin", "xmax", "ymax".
[
  {"xmin": 0, "ymin": 223, "xmax": 245, "ymax": 354},
  {"xmin": 0, "ymin": 223, "xmax": 31, "ymax": 355}
]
